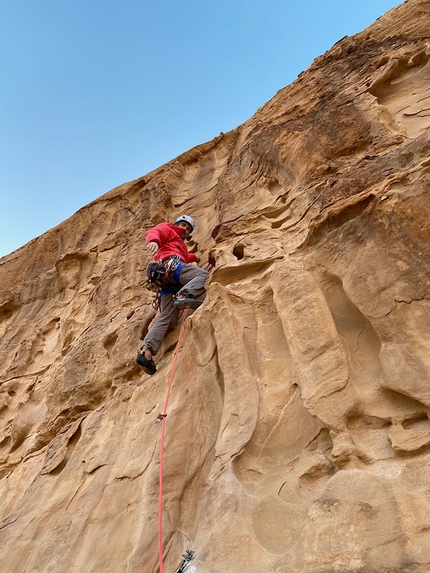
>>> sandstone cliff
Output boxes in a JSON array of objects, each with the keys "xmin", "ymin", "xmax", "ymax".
[{"xmin": 1, "ymin": 1, "xmax": 430, "ymax": 571}]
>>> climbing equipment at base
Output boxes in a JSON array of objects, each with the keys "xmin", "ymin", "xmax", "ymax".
[
  {"xmin": 174, "ymin": 550, "xmax": 195, "ymax": 573},
  {"xmin": 158, "ymin": 310, "xmax": 191, "ymax": 573}
]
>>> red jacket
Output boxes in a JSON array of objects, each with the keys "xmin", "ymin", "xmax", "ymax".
[{"xmin": 145, "ymin": 222, "xmax": 197, "ymax": 263}]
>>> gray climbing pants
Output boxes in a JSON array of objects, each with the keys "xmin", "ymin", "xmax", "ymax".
[{"xmin": 142, "ymin": 264, "xmax": 209, "ymax": 355}]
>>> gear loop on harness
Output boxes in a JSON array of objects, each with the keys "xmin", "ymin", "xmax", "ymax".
[{"xmin": 144, "ymin": 256, "xmax": 186, "ymax": 295}]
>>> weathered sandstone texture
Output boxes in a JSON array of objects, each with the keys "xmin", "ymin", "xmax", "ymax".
[{"xmin": 1, "ymin": 1, "xmax": 430, "ymax": 571}]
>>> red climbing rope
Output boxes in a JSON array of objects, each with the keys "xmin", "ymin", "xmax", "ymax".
[{"xmin": 158, "ymin": 310, "xmax": 189, "ymax": 573}]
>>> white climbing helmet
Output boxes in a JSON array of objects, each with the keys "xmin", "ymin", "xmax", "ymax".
[{"xmin": 174, "ymin": 215, "xmax": 195, "ymax": 233}]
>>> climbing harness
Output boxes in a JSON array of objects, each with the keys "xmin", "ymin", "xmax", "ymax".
[
  {"xmin": 144, "ymin": 255, "xmax": 185, "ymax": 311},
  {"xmin": 145, "ymin": 257, "xmax": 186, "ymax": 311},
  {"xmin": 157, "ymin": 310, "xmax": 194, "ymax": 573},
  {"xmin": 174, "ymin": 550, "xmax": 195, "ymax": 573},
  {"xmin": 145, "ymin": 257, "xmax": 185, "ymax": 290},
  {"xmin": 145, "ymin": 256, "xmax": 188, "ymax": 311}
]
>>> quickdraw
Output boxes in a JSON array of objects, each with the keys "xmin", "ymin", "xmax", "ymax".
[
  {"xmin": 163, "ymin": 255, "xmax": 183, "ymax": 274},
  {"xmin": 152, "ymin": 293, "xmax": 161, "ymax": 311}
]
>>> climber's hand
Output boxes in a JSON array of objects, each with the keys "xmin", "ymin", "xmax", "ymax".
[{"xmin": 147, "ymin": 241, "xmax": 159, "ymax": 255}]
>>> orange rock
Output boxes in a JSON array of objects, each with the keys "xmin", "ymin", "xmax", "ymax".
[{"xmin": 1, "ymin": 1, "xmax": 430, "ymax": 571}]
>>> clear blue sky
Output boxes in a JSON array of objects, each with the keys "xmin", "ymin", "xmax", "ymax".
[{"xmin": 1, "ymin": 0, "xmax": 401, "ymax": 258}]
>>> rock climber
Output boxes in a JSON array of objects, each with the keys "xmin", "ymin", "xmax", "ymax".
[{"xmin": 136, "ymin": 215, "xmax": 209, "ymax": 375}]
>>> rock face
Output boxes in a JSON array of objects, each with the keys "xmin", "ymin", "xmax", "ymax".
[{"xmin": 1, "ymin": 1, "xmax": 430, "ymax": 571}]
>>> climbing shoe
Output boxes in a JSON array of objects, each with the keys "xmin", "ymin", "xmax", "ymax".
[
  {"xmin": 135, "ymin": 353, "xmax": 157, "ymax": 375},
  {"xmin": 173, "ymin": 296, "xmax": 203, "ymax": 310}
]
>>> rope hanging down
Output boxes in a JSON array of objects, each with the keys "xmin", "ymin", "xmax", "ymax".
[{"xmin": 158, "ymin": 310, "xmax": 193, "ymax": 573}]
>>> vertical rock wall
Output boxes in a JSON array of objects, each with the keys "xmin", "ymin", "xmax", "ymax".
[{"xmin": 1, "ymin": 1, "xmax": 430, "ymax": 571}]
